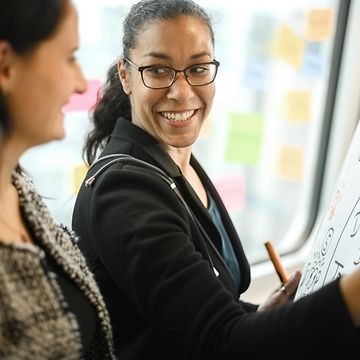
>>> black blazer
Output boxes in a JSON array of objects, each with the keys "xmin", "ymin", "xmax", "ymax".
[{"xmin": 72, "ymin": 118, "xmax": 360, "ymax": 359}]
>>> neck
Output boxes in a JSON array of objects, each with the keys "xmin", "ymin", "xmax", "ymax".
[
  {"xmin": 0, "ymin": 141, "xmax": 31, "ymax": 244},
  {"xmin": 167, "ymin": 146, "xmax": 192, "ymax": 175},
  {"xmin": 166, "ymin": 145, "xmax": 208, "ymax": 207},
  {"xmin": 0, "ymin": 136, "xmax": 23, "ymax": 186}
]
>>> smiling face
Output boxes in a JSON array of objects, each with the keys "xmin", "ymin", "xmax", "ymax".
[
  {"xmin": 119, "ymin": 16, "xmax": 215, "ymax": 152},
  {"xmin": 1, "ymin": 1, "xmax": 86, "ymax": 149}
]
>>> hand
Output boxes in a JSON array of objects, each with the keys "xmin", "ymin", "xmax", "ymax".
[{"xmin": 257, "ymin": 270, "xmax": 302, "ymax": 312}]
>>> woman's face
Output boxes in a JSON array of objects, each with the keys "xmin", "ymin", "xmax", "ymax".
[
  {"xmin": 119, "ymin": 16, "xmax": 216, "ymax": 151},
  {"xmin": 1, "ymin": 1, "xmax": 86, "ymax": 149}
]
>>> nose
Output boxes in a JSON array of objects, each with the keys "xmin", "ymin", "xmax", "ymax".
[
  {"xmin": 75, "ymin": 64, "xmax": 87, "ymax": 94},
  {"xmin": 166, "ymin": 72, "xmax": 194, "ymax": 102}
]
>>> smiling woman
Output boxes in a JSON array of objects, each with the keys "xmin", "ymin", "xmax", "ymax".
[{"xmin": 0, "ymin": 0, "xmax": 115, "ymax": 358}]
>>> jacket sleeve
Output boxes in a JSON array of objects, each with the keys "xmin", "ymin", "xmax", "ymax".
[{"xmin": 87, "ymin": 165, "xmax": 360, "ymax": 359}]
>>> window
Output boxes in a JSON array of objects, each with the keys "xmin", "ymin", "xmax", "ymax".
[{"xmin": 21, "ymin": 0, "xmax": 346, "ymax": 265}]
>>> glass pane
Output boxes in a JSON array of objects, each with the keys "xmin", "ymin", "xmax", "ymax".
[{"xmin": 193, "ymin": 0, "xmax": 340, "ymax": 262}]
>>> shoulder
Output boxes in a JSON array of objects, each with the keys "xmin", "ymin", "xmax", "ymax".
[
  {"xmin": 76, "ymin": 157, "xmax": 191, "ymax": 233},
  {"xmin": 84, "ymin": 157, "xmax": 180, "ymax": 204}
]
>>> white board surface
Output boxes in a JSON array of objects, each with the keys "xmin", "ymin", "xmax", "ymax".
[{"xmin": 295, "ymin": 120, "xmax": 360, "ymax": 300}]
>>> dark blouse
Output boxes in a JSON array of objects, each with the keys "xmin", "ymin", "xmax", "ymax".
[
  {"xmin": 43, "ymin": 248, "xmax": 98, "ymax": 352},
  {"xmin": 24, "ymin": 213, "xmax": 98, "ymax": 355}
]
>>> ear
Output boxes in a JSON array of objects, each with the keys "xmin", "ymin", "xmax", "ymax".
[
  {"xmin": 117, "ymin": 60, "xmax": 132, "ymax": 95},
  {"xmin": 0, "ymin": 41, "xmax": 14, "ymax": 94}
]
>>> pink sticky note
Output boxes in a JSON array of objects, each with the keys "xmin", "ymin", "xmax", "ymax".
[
  {"xmin": 212, "ymin": 173, "xmax": 245, "ymax": 212},
  {"xmin": 64, "ymin": 79, "xmax": 102, "ymax": 112}
]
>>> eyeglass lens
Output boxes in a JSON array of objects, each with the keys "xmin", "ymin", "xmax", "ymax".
[{"xmin": 142, "ymin": 63, "xmax": 218, "ymax": 89}]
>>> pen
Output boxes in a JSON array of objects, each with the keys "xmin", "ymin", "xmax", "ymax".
[{"xmin": 264, "ymin": 241, "xmax": 289, "ymax": 284}]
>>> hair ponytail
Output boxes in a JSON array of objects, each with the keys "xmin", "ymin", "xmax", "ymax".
[{"xmin": 83, "ymin": 63, "xmax": 131, "ymax": 165}]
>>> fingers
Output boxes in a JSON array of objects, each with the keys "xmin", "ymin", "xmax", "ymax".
[
  {"xmin": 280, "ymin": 285, "xmax": 288, "ymax": 296},
  {"xmin": 280, "ymin": 270, "xmax": 302, "ymax": 299},
  {"xmin": 258, "ymin": 270, "xmax": 303, "ymax": 311}
]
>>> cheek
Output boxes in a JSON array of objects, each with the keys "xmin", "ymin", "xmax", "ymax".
[
  {"xmin": 201, "ymin": 85, "xmax": 215, "ymax": 114},
  {"xmin": 132, "ymin": 86, "xmax": 163, "ymax": 112},
  {"xmin": 208, "ymin": 84, "xmax": 216, "ymax": 101}
]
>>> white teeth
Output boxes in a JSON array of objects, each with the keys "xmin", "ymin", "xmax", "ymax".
[{"xmin": 161, "ymin": 110, "xmax": 195, "ymax": 122}]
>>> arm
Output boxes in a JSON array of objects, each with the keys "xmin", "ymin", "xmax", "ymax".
[{"xmin": 89, "ymin": 165, "xmax": 360, "ymax": 358}]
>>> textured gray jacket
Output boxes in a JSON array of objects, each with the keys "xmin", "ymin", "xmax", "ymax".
[{"xmin": 0, "ymin": 170, "xmax": 115, "ymax": 360}]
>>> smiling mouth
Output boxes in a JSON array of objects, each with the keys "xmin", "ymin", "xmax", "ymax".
[{"xmin": 160, "ymin": 110, "xmax": 196, "ymax": 122}]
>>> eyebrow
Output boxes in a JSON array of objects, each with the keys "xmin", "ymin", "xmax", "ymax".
[{"xmin": 143, "ymin": 51, "xmax": 212, "ymax": 61}]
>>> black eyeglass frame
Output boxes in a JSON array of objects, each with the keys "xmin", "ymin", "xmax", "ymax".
[{"xmin": 124, "ymin": 57, "xmax": 220, "ymax": 89}]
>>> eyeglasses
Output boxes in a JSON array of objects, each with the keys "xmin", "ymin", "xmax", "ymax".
[{"xmin": 124, "ymin": 58, "xmax": 220, "ymax": 89}]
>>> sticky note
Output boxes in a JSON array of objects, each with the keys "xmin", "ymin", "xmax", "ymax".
[
  {"xmin": 64, "ymin": 79, "xmax": 102, "ymax": 112},
  {"xmin": 212, "ymin": 173, "xmax": 245, "ymax": 212},
  {"xmin": 72, "ymin": 164, "xmax": 88, "ymax": 194},
  {"xmin": 305, "ymin": 8, "xmax": 334, "ymax": 41},
  {"xmin": 283, "ymin": 90, "xmax": 312, "ymax": 123},
  {"xmin": 275, "ymin": 145, "xmax": 304, "ymax": 181},
  {"xmin": 272, "ymin": 25, "xmax": 305, "ymax": 69},
  {"xmin": 225, "ymin": 113, "xmax": 265, "ymax": 165}
]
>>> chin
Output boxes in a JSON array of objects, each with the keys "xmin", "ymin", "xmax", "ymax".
[
  {"xmin": 53, "ymin": 131, "xmax": 66, "ymax": 141},
  {"xmin": 171, "ymin": 138, "xmax": 196, "ymax": 148},
  {"xmin": 53, "ymin": 118, "xmax": 66, "ymax": 140},
  {"xmin": 35, "ymin": 134, "xmax": 63, "ymax": 147},
  {"xmin": 43, "ymin": 129, "xmax": 66, "ymax": 144}
]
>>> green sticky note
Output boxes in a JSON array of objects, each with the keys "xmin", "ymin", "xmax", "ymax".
[{"xmin": 225, "ymin": 113, "xmax": 265, "ymax": 165}]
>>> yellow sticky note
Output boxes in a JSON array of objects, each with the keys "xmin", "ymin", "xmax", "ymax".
[
  {"xmin": 225, "ymin": 113, "xmax": 265, "ymax": 165},
  {"xmin": 73, "ymin": 164, "xmax": 88, "ymax": 194},
  {"xmin": 305, "ymin": 8, "xmax": 334, "ymax": 41},
  {"xmin": 272, "ymin": 25, "xmax": 305, "ymax": 69},
  {"xmin": 275, "ymin": 145, "xmax": 304, "ymax": 181},
  {"xmin": 283, "ymin": 90, "xmax": 312, "ymax": 123}
]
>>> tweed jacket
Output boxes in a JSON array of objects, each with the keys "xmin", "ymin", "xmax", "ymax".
[
  {"xmin": 72, "ymin": 117, "xmax": 360, "ymax": 359},
  {"xmin": 0, "ymin": 170, "xmax": 115, "ymax": 360}
]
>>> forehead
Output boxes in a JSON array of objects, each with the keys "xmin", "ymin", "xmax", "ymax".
[
  {"xmin": 133, "ymin": 16, "xmax": 214, "ymax": 58},
  {"xmin": 50, "ymin": 2, "xmax": 78, "ymax": 47}
]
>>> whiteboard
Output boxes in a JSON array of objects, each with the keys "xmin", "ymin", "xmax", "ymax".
[{"xmin": 295, "ymin": 120, "xmax": 360, "ymax": 300}]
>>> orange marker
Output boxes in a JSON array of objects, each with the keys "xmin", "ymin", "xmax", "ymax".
[{"xmin": 264, "ymin": 241, "xmax": 289, "ymax": 284}]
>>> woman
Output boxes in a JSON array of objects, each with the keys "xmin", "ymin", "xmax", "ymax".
[
  {"xmin": 0, "ymin": 1, "xmax": 115, "ymax": 359},
  {"xmin": 72, "ymin": 0, "xmax": 360, "ymax": 358}
]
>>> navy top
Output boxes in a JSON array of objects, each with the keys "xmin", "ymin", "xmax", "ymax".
[{"xmin": 207, "ymin": 193, "xmax": 241, "ymax": 290}]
